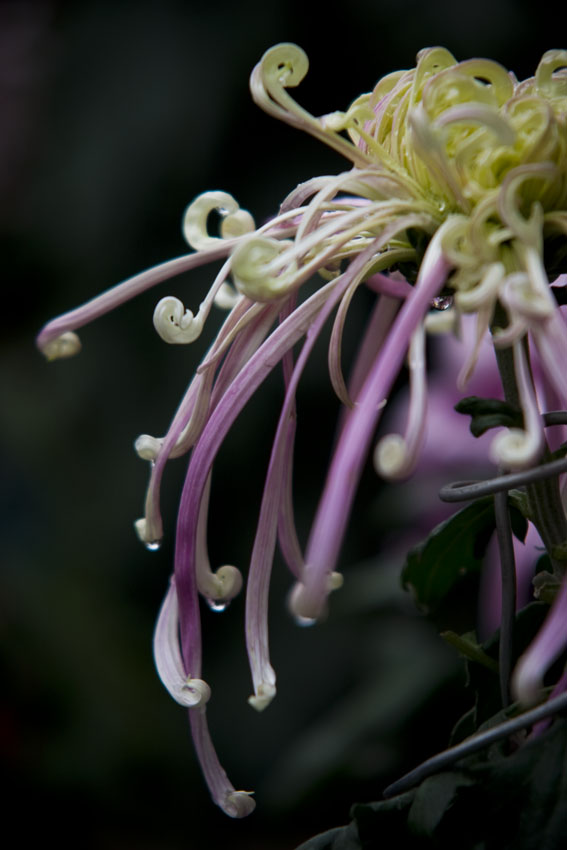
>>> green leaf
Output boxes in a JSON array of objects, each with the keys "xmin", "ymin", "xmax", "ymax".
[
  {"xmin": 294, "ymin": 823, "xmax": 362, "ymax": 850},
  {"xmin": 440, "ymin": 631, "xmax": 499, "ymax": 672},
  {"xmin": 402, "ymin": 498, "xmax": 496, "ymax": 613},
  {"xmin": 533, "ymin": 570, "xmax": 561, "ymax": 603},
  {"xmin": 458, "ymin": 713, "xmax": 567, "ymax": 850},
  {"xmin": 509, "ymin": 501, "xmax": 529, "ymax": 543},
  {"xmin": 549, "ymin": 441, "xmax": 567, "ymax": 461},
  {"xmin": 407, "ymin": 772, "xmax": 475, "ymax": 838},
  {"xmin": 533, "ymin": 555, "xmax": 559, "ymax": 602},
  {"xmin": 454, "ymin": 396, "xmax": 523, "ymax": 437},
  {"xmin": 301, "ymin": 715, "xmax": 567, "ymax": 850},
  {"xmin": 352, "ymin": 794, "xmax": 423, "ymax": 848},
  {"xmin": 508, "ymin": 489, "xmax": 531, "ymax": 530},
  {"xmin": 455, "ymin": 603, "xmax": 549, "ymax": 734}
]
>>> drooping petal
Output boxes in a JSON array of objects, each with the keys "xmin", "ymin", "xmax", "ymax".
[
  {"xmin": 153, "ymin": 578, "xmax": 211, "ymax": 708},
  {"xmin": 189, "ymin": 708, "xmax": 256, "ymax": 818},
  {"xmin": 276, "ymin": 411, "xmax": 304, "ymax": 578},
  {"xmin": 489, "ymin": 338, "xmax": 544, "ymax": 470},
  {"xmin": 245, "ymin": 262, "xmax": 358, "ymax": 711},
  {"xmin": 326, "ymin": 213, "xmax": 438, "ymax": 407},
  {"xmin": 291, "ymin": 224, "xmax": 452, "ymax": 620},
  {"xmin": 194, "ymin": 473, "xmax": 243, "ymax": 605},
  {"xmin": 173, "ymin": 275, "xmax": 351, "ymax": 675},
  {"xmin": 328, "ymin": 266, "xmax": 410, "ymax": 408},
  {"xmin": 373, "ymin": 322, "xmax": 427, "ymax": 480},
  {"xmin": 342, "ymin": 290, "xmax": 401, "ymax": 411},
  {"xmin": 36, "ymin": 246, "xmax": 238, "ymax": 358},
  {"xmin": 277, "ymin": 300, "xmax": 304, "ymax": 579},
  {"xmin": 136, "ymin": 300, "xmax": 279, "ymax": 548}
]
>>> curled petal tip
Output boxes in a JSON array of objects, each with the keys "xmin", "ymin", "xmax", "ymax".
[
  {"xmin": 221, "ymin": 208, "xmax": 255, "ymax": 240},
  {"xmin": 153, "ymin": 580, "xmax": 210, "ymax": 707},
  {"xmin": 162, "ymin": 676, "xmax": 211, "ymax": 709},
  {"xmin": 374, "ymin": 433, "xmax": 409, "ymax": 480},
  {"xmin": 134, "ymin": 517, "xmax": 162, "ymax": 551},
  {"xmin": 134, "ymin": 434, "xmax": 163, "ymax": 461},
  {"xmin": 39, "ymin": 331, "xmax": 81, "ymax": 361},
  {"xmin": 231, "ymin": 236, "xmax": 297, "ymax": 301},
  {"xmin": 489, "ymin": 427, "xmax": 542, "ymax": 471},
  {"xmin": 258, "ymin": 42, "xmax": 309, "ymax": 89},
  {"xmin": 247, "ymin": 682, "xmax": 276, "ymax": 712},
  {"xmin": 224, "ymin": 790, "xmax": 256, "ymax": 818},
  {"xmin": 181, "ymin": 677, "xmax": 212, "ymax": 708},
  {"xmin": 153, "ymin": 296, "xmax": 204, "ymax": 344},
  {"xmin": 200, "ymin": 565, "xmax": 244, "ymax": 605},
  {"xmin": 288, "ymin": 572, "xmax": 343, "ymax": 624},
  {"xmin": 288, "ymin": 581, "xmax": 324, "ymax": 623},
  {"xmin": 211, "ymin": 564, "xmax": 243, "ymax": 602},
  {"xmin": 328, "ymin": 571, "xmax": 344, "ymax": 591},
  {"xmin": 535, "ymin": 49, "xmax": 567, "ymax": 94},
  {"xmin": 182, "ymin": 190, "xmax": 255, "ymax": 250}
]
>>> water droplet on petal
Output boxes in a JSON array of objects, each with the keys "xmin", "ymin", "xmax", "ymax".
[
  {"xmin": 431, "ymin": 295, "xmax": 453, "ymax": 311},
  {"xmin": 206, "ymin": 598, "xmax": 228, "ymax": 613},
  {"xmin": 145, "ymin": 540, "xmax": 161, "ymax": 552},
  {"xmin": 294, "ymin": 614, "xmax": 316, "ymax": 627}
]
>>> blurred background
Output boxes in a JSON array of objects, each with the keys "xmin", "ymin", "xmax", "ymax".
[{"xmin": 1, "ymin": 1, "xmax": 562, "ymax": 847}]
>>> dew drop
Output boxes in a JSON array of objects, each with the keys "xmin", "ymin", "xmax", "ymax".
[
  {"xmin": 294, "ymin": 614, "xmax": 316, "ymax": 628},
  {"xmin": 206, "ymin": 599, "xmax": 228, "ymax": 613},
  {"xmin": 145, "ymin": 540, "xmax": 161, "ymax": 552},
  {"xmin": 431, "ymin": 295, "xmax": 453, "ymax": 311}
]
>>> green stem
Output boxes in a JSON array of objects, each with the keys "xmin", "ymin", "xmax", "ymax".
[{"xmin": 492, "ymin": 306, "xmax": 567, "ymax": 577}]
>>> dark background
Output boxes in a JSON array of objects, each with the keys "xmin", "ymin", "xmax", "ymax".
[{"xmin": 1, "ymin": 1, "xmax": 560, "ymax": 847}]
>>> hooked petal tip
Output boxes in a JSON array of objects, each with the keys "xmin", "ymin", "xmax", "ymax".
[
  {"xmin": 224, "ymin": 790, "xmax": 256, "ymax": 818},
  {"xmin": 39, "ymin": 331, "xmax": 82, "ymax": 361},
  {"xmin": 247, "ymin": 682, "xmax": 276, "ymax": 712}
]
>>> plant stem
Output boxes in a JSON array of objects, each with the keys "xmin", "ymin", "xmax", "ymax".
[{"xmin": 492, "ymin": 309, "xmax": 567, "ymax": 575}]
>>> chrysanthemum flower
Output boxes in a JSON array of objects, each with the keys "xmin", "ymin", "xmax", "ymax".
[{"xmin": 38, "ymin": 45, "xmax": 567, "ymax": 816}]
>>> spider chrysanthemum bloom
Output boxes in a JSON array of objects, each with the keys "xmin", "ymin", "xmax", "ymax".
[{"xmin": 38, "ymin": 46, "xmax": 567, "ymax": 816}]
